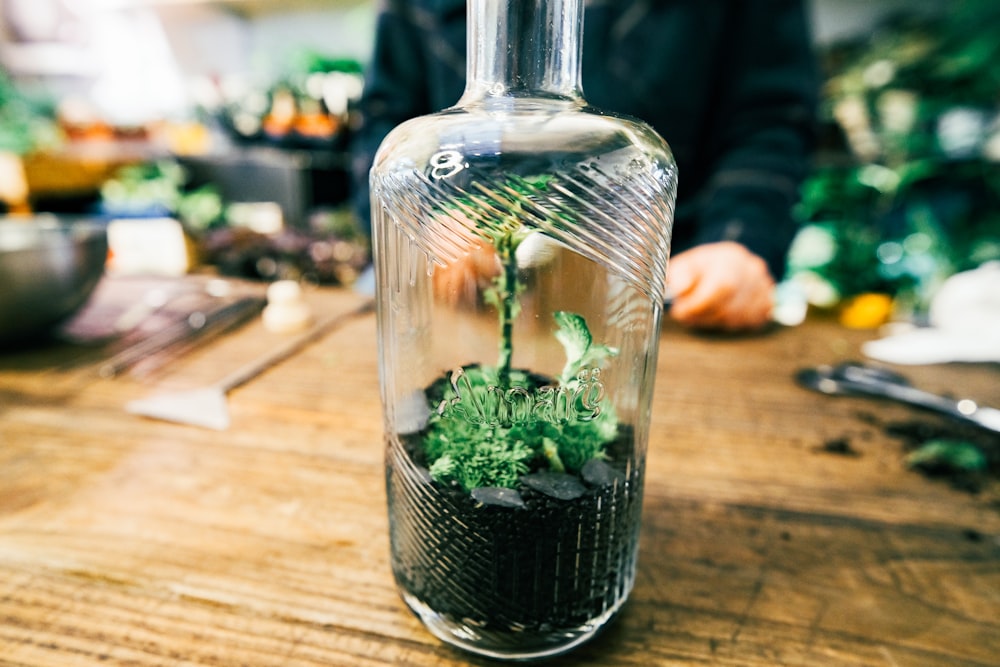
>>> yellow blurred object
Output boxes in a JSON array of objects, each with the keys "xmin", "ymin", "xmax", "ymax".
[
  {"xmin": 160, "ymin": 121, "xmax": 212, "ymax": 156},
  {"xmin": 839, "ymin": 293, "xmax": 894, "ymax": 329},
  {"xmin": 20, "ymin": 143, "xmax": 154, "ymax": 203},
  {"xmin": 0, "ymin": 151, "xmax": 29, "ymax": 212}
]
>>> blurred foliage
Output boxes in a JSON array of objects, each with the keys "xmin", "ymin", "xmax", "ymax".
[
  {"xmin": 100, "ymin": 158, "xmax": 369, "ymax": 285},
  {"xmin": 0, "ymin": 72, "xmax": 61, "ymax": 155},
  {"xmin": 789, "ymin": 0, "xmax": 1000, "ymax": 313},
  {"xmin": 100, "ymin": 160, "xmax": 224, "ymax": 231},
  {"xmin": 289, "ymin": 50, "xmax": 364, "ymax": 76}
]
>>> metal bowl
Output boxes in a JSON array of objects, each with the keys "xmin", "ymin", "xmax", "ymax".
[{"xmin": 0, "ymin": 216, "xmax": 108, "ymax": 347}]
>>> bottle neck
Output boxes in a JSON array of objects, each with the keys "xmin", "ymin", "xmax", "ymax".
[{"xmin": 462, "ymin": 0, "xmax": 584, "ymax": 103}]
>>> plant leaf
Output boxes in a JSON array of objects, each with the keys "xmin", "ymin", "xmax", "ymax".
[
  {"xmin": 905, "ymin": 439, "xmax": 987, "ymax": 473},
  {"xmin": 555, "ymin": 311, "xmax": 617, "ymax": 382},
  {"xmin": 555, "ymin": 311, "xmax": 592, "ymax": 376}
]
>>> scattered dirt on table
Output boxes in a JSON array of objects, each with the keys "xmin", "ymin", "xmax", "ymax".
[
  {"xmin": 865, "ymin": 411, "xmax": 999, "ymax": 495},
  {"xmin": 812, "ymin": 409, "xmax": 999, "ymax": 497},
  {"xmin": 888, "ymin": 423, "xmax": 996, "ymax": 494},
  {"xmin": 854, "ymin": 411, "xmax": 882, "ymax": 427},
  {"xmin": 962, "ymin": 528, "xmax": 983, "ymax": 542},
  {"xmin": 816, "ymin": 437, "xmax": 862, "ymax": 457}
]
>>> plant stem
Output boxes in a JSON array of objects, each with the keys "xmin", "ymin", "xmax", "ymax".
[{"xmin": 495, "ymin": 232, "xmax": 518, "ymax": 389}]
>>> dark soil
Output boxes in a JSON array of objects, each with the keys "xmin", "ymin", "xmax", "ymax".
[{"xmin": 385, "ymin": 426, "xmax": 642, "ymax": 634}]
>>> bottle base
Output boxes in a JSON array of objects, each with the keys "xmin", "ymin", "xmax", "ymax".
[{"xmin": 401, "ymin": 590, "xmax": 622, "ymax": 661}]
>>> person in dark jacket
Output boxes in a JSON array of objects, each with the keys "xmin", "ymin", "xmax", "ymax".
[{"xmin": 352, "ymin": 0, "xmax": 819, "ymax": 331}]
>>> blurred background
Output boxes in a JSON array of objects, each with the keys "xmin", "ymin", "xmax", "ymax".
[{"xmin": 1, "ymin": 0, "xmax": 997, "ymax": 328}]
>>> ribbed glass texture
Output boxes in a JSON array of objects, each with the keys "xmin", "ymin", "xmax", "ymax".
[{"xmin": 371, "ymin": 0, "xmax": 676, "ymax": 659}]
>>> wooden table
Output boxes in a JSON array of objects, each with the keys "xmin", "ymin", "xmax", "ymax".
[{"xmin": 2, "ymin": 286, "xmax": 998, "ymax": 666}]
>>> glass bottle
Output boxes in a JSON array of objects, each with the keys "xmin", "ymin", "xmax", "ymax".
[{"xmin": 370, "ymin": 0, "xmax": 676, "ymax": 659}]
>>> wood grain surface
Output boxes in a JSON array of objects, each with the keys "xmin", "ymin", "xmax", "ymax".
[{"xmin": 1, "ymin": 286, "xmax": 998, "ymax": 666}]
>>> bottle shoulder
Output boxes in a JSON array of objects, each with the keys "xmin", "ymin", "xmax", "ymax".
[
  {"xmin": 372, "ymin": 101, "xmax": 674, "ymax": 175},
  {"xmin": 370, "ymin": 101, "xmax": 677, "ymax": 306}
]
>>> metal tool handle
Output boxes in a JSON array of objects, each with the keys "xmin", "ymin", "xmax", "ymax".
[
  {"xmin": 802, "ymin": 362, "xmax": 1000, "ymax": 433},
  {"xmin": 836, "ymin": 370, "xmax": 964, "ymax": 418}
]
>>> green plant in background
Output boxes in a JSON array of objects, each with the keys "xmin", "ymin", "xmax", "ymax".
[
  {"xmin": 421, "ymin": 178, "xmax": 619, "ymax": 492},
  {"xmin": 100, "ymin": 160, "xmax": 224, "ymax": 232},
  {"xmin": 789, "ymin": 0, "xmax": 1000, "ymax": 313},
  {"xmin": 290, "ymin": 50, "xmax": 364, "ymax": 78},
  {"xmin": 0, "ymin": 72, "xmax": 60, "ymax": 155}
]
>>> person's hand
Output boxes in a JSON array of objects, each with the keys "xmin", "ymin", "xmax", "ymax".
[
  {"xmin": 433, "ymin": 241, "xmax": 499, "ymax": 307},
  {"xmin": 666, "ymin": 241, "xmax": 775, "ymax": 332}
]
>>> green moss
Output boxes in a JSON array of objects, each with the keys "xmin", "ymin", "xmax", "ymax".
[{"xmin": 424, "ymin": 316, "xmax": 619, "ymax": 492}]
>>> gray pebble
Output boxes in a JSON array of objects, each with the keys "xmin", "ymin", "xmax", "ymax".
[
  {"xmin": 520, "ymin": 471, "xmax": 586, "ymax": 500},
  {"xmin": 472, "ymin": 486, "xmax": 527, "ymax": 508},
  {"xmin": 581, "ymin": 459, "xmax": 626, "ymax": 487}
]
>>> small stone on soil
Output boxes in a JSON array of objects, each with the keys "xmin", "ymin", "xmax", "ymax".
[
  {"xmin": 581, "ymin": 458, "xmax": 625, "ymax": 487},
  {"xmin": 471, "ymin": 486, "xmax": 526, "ymax": 508},
  {"xmin": 520, "ymin": 471, "xmax": 586, "ymax": 500}
]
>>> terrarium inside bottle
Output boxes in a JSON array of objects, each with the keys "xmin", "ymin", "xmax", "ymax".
[{"xmin": 370, "ymin": 0, "xmax": 676, "ymax": 659}]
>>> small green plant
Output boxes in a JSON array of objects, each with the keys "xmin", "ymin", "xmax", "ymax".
[{"xmin": 421, "ymin": 176, "xmax": 619, "ymax": 492}]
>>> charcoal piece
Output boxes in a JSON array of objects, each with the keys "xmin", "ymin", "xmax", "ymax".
[
  {"xmin": 581, "ymin": 458, "xmax": 626, "ymax": 486},
  {"xmin": 520, "ymin": 471, "xmax": 586, "ymax": 500},
  {"xmin": 472, "ymin": 486, "xmax": 526, "ymax": 508}
]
